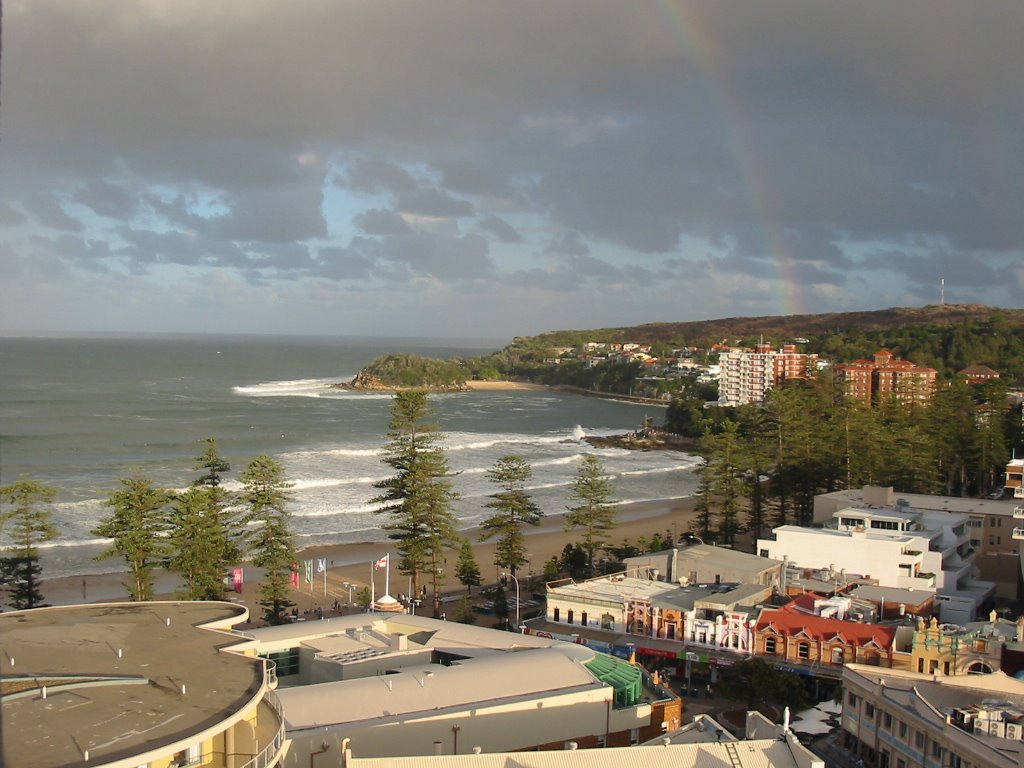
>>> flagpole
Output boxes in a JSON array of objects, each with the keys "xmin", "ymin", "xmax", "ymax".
[
  {"xmin": 323, "ymin": 566, "xmax": 327, "ymax": 597},
  {"xmin": 385, "ymin": 554, "xmax": 390, "ymax": 597},
  {"xmin": 370, "ymin": 561, "xmax": 375, "ymax": 609}
]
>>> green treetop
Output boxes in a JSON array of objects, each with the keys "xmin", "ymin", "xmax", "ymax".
[
  {"xmin": 480, "ymin": 455, "xmax": 543, "ymax": 577},
  {"xmin": 0, "ymin": 479, "xmax": 60, "ymax": 610},
  {"xmin": 94, "ymin": 476, "xmax": 172, "ymax": 601},
  {"xmin": 372, "ymin": 391, "xmax": 459, "ymax": 617},
  {"xmin": 564, "ymin": 454, "xmax": 618, "ymax": 577},
  {"xmin": 240, "ymin": 454, "xmax": 297, "ymax": 625}
]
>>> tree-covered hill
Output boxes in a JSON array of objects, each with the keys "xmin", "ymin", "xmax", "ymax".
[
  {"xmin": 344, "ymin": 354, "xmax": 468, "ymax": 390},
  {"xmin": 477, "ymin": 304, "xmax": 1024, "ymax": 382}
]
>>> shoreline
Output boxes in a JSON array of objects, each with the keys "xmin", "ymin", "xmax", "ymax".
[{"xmin": 40, "ymin": 496, "xmax": 700, "ymax": 614}]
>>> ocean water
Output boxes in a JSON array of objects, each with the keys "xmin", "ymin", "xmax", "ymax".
[{"xmin": 0, "ymin": 335, "xmax": 699, "ymax": 579}]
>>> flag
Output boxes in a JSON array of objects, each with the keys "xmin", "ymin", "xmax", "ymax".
[
  {"xmin": 375, "ymin": 553, "xmax": 389, "ymax": 569},
  {"xmin": 232, "ymin": 567, "xmax": 244, "ymax": 594},
  {"xmin": 316, "ymin": 558, "xmax": 327, "ymax": 573},
  {"xmin": 290, "ymin": 565, "xmax": 299, "ymax": 588},
  {"xmin": 304, "ymin": 559, "xmax": 314, "ymax": 584}
]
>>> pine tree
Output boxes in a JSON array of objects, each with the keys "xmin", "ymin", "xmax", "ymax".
[
  {"xmin": 0, "ymin": 479, "xmax": 59, "ymax": 610},
  {"xmin": 455, "ymin": 594, "xmax": 477, "ymax": 624},
  {"xmin": 700, "ymin": 421, "xmax": 746, "ymax": 546},
  {"xmin": 165, "ymin": 487, "xmax": 229, "ymax": 600},
  {"xmin": 193, "ymin": 437, "xmax": 243, "ymax": 570},
  {"xmin": 93, "ymin": 476, "xmax": 172, "ymax": 601},
  {"xmin": 691, "ymin": 469, "xmax": 714, "ymax": 543},
  {"xmin": 165, "ymin": 438, "xmax": 242, "ymax": 599},
  {"xmin": 372, "ymin": 391, "xmax": 459, "ymax": 617},
  {"xmin": 480, "ymin": 455, "xmax": 542, "ymax": 577},
  {"xmin": 564, "ymin": 454, "xmax": 618, "ymax": 577},
  {"xmin": 455, "ymin": 538, "xmax": 482, "ymax": 594},
  {"xmin": 240, "ymin": 454, "xmax": 296, "ymax": 625}
]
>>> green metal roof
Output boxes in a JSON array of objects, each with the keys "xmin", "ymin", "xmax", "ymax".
[{"xmin": 584, "ymin": 653, "xmax": 643, "ymax": 707}]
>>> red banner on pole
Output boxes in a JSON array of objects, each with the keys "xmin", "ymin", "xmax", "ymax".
[{"xmin": 232, "ymin": 567, "xmax": 244, "ymax": 593}]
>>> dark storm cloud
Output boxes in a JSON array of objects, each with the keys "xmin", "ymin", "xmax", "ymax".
[
  {"xmin": 0, "ymin": 204, "xmax": 27, "ymax": 227},
  {"xmin": 345, "ymin": 159, "xmax": 474, "ymax": 218},
  {"xmin": 543, "ymin": 231, "xmax": 590, "ymax": 258},
  {"xmin": 2, "ymin": 0, "xmax": 1022, "ymax": 335},
  {"xmin": 72, "ymin": 180, "xmax": 138, "ymax": 220},
  {"xmin": 117, "ymin": 229, "xmax": 253, "ymax": 270},
  {"xmin": 205, "ymin": 181, "xmax": 328, "ymax": 243},
  {"xmin": 375, "ymin": 232, "xmax": 496, "ymax": 281},
  {"xmin": 863, "ymin": 251, "xmax": 1006, "ymax": 289},
  {"xmin": 354, "ymin": 209, "xmax": 415, "ymax": 237},
  {"xmin": 23, "ymin": 194, "xmax": 83, "ymax": 232},
  {"xmin": 314, "ymin": 244, "xmax": 378, "ymax": 281},
  {"xmin": 478, "ymin": 215, "xmax": 523, "ymax": 244}
]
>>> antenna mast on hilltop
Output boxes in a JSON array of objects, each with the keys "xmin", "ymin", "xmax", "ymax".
[{"xmin": 940, "ymin": 278, "xmax": 945, "ymax": 306}]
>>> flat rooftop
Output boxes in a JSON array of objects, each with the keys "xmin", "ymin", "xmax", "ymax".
[
  {"xmin": 0, "ymin": 602, "xmax": 259, "ymax": 768},
  {"xmin": 821, "ymin": 488, "xmax": 1021, "ymax": 517}
]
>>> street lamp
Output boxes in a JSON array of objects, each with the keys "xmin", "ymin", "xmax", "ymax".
[
  {"xmin": 502, "ymin": 572, "xmax": 521, "ymax": 629},
  {"xmin": 343, "ymin": 582, "xmax": 354, "ymax": 605}
]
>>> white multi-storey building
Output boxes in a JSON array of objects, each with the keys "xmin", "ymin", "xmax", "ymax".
[
  {"xmin": 758, "ymin": 505, "xmax": 994, "ymax": 625},
  {"xmin": 717, "ymin": 343, "xmax": 818, "ymax": 406}
]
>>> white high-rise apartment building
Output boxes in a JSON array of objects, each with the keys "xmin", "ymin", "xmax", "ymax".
[{"xmin": 717, "ymin": 343, "xmax": 818, "ymax": 406}]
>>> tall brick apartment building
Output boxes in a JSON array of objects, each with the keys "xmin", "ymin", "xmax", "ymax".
[{"xmin": 835, "ymin": 349, "xmax": 937, "ymax": 404}]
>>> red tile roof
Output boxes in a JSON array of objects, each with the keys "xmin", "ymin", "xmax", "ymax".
[{"xmin": 756, "ymin": 597, "xmax": 896, "ymax": 648}]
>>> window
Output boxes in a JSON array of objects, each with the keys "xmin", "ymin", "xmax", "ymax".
[
  {"xmin": 865, "ymin": 703, "xmax": 875, "ymax": 718},
  {"xmin": 798, "ymin": 642, "xmax": 810, "ymax": 660},
  {"xmin": 172, "ymin": 745, "xmax": 202, "ymax": 768},
  {"xmin": 931, "ymin": 742, "xmax": 942, "ymax": 757},
  {"xmin": 567, "ymin": 609, "xmax": 574, "ymax": 624},
  {"xmin": 848, "ymin": 692, "xmax": 858, "ymax": 707},
  {"xmin": 899, "ymin": 722, "xmax": 907, "ymax": 739},
  {"xmin": 883, "ymin": 712, "xmax": 892, "ymax": 729},
  {"xmin": 915, "ymin": 731, "xmax": 924, "ymax": 749},
  {"xmin": 581, "ymin": 611, "xmax": 588, "ymax": 626},
  {"xmin": 760, "ymin": 549, "xmax": 769, "ymax": 558},
  {"xmin": 553, "ymin": 607, "xmax": 560, "ymax": 622},
  {"xmin": 260, "ymin": 647, "xmax": 299, "ymax": 677},
  {"xmin": 765, "ymin": 637, "xmax": 777, "ymax": 654}
]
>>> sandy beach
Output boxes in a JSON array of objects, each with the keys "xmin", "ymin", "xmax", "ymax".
[{"xmin": 40, "ymin": 496, "xmax": 699, "ymax": 619}]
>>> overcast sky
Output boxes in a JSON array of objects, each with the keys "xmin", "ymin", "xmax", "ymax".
[{"xmin": 1, "ymin": 1, "xmax": 1021, "ymax": 340}]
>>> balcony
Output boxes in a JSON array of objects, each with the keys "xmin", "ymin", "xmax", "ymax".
[
  {"xmin": 1016, "ymin": 487, "xmax": 1024, "ymax": 499},
  {"xmin": 1013, "ymin": 527, "xmax": 1024, "ymax": 540},
  {"xmin": 1014, "ymin": 506, "xmax": 1024, "ymax": 519},
  {"xmin": 238, "ymin": 692, "xmax": 286, "ymax": 768}
]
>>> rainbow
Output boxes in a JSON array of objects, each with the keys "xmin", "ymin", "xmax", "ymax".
[{"xmin": 655, "ymin": 0, "xmax": 804, "ymax": 316}]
